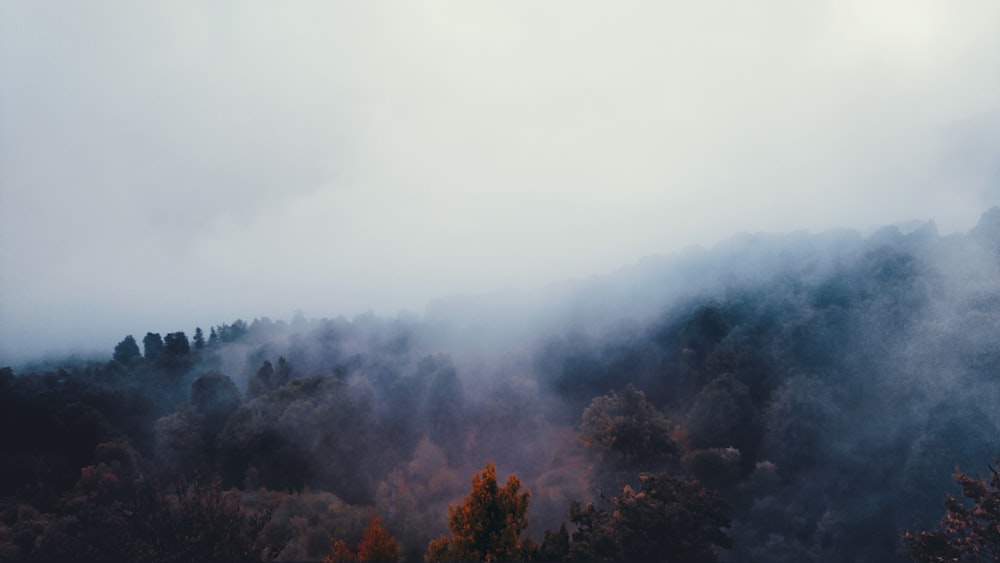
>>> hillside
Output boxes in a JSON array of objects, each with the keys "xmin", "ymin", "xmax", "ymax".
[{"xmin": 2, "ymin": 209, "xmax": 999, "ymax": 562}]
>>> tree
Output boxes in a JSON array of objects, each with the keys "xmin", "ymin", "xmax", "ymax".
[
  {"xmin": 685, "ymin": 373, "xmax": 758, "ymax": 452},
  {"xmin": 569, "ymin": 473, "xmax": 732, "ymax": 562},
  {"xmin": 903, "ymin": 464, "xmax": 1000, "ymax": 562},
  {"xmin": 534, "ymin": 523, "xmax": 570, "ymax": 562},
  {"xmin": 324, "ymin": 517, "xmax": 401, "ymax": 563},
  {"xmin": 325, "ymin": 539, "xmax": 357, "ymax": 563},
  {"xmin": 127, "ymin": 477, "xmax": 278, "ymax": 562},
  {"xmin": 193, "ymin": 327, "xmax": 206, "ymax": 350},
  {"xmin": 190, "ymin": 371, "xmax": 241, "ymax": 438},
  {"xmin": 418, "ymin": 355, "xmax": 466, "ymax": 463},
  {"xmin": 248, "ymin": 358, "xmax": 292, "ymax": 399},
  {"xmin": 248, "ymin": 360, "xmax": 275, "ymax": 399},
  {"xmin": 164, "ymin": 332, "xmax": 191, "ymax": 356},
  {"xmin": 580, "ymin": 384, "xmax": 680, "ymax": 494},
  {"xmin": 358, "ymin": 516, "xmax": 402, "ymax": 563},
  {"xmin": 113, "ymin": 335, "xmax": 141, "ymax": 362},
  {"xmin": 153, "ymin": 405, "xmax": 208, "ymax": 481},
  {"xmin": 217, "ymin": 320, "xmax": 248, "ymax": 343},
  {"xmin": 274, "ymin": 356, "xmax": 293, "ymax": 388},
  {"xmin": 143, "ymin": 332, "xmax": 163, "ymax": 360},
  {"xmin": 425, "ymin": 462, "xmax": 531, "ymax": 562}
]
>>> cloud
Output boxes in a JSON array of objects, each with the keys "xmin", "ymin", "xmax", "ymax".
[{"xmin": 1, "ymin": 1, "xmax": 999, "ymax": 361}]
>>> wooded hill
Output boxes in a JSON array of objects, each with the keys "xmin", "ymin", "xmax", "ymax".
[{"xmin": 2, "ymin": 209, "xmax": 999, "ymax": 562}]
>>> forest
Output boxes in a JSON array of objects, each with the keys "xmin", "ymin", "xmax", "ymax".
[{"xmin": 2, "ymin": 208, "xmax": 999, "ymax": 562}]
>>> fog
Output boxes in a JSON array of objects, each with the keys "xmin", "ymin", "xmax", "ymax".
[
  {"xmin": 2, "ymin": 1, "xmax": 999, "ymax": 363},
  {"xmin": 3, "ymin": 207, "xmax": 999, "ymax": 561}
]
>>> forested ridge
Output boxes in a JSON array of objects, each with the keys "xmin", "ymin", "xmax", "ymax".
[{"xmin": 2, "ymin": 209, "xmax": 1000, "ymax": 562}]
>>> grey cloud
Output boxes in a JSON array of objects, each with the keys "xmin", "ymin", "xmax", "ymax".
[{"xmin": 1, "ymin": 1, "xmax": 999, "ymax": 361}]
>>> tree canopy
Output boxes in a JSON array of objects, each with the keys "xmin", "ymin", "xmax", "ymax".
[
  {"xmin": 163, "ymin": 332, "xmax": 190, "ymax": 356},
  {"xmin": 325, "ymin": 516, "xmax": 401, "ymax": 563},
  {"xmin": 903, "ymin": 463, "xmax": 1000, "ymax": 562},
  {"xmin": 142, "ymin": 332, "xmax": 163, "ymax": 360},
  {"xmin": 113, "ymin": 335, "xmax": 141, "ymax": 362},
  {"xmin": 580, "ymin": 384, "xmax": 679, "ymax": 493},
  {"xmin": 569, "ymin": 473, "xmax": 731, "ymax": 562},
  {"xmin": 425, "ymin": 462, "xmax": 531, "ymax": 562}
]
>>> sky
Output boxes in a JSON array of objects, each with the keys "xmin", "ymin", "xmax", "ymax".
[{"xmin": 1, "ymin": 1, "xmax": 999, "ymax": 363}]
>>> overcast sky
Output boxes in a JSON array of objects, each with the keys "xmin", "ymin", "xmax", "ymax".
[{"xmin": 1, "ymin": 1, "xmax": 999, "ymax": 363}]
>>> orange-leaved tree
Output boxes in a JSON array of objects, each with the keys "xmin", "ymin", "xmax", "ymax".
[
  {"xmin": 325, "ymin": 516, "xmax": 401, "ymax": 563},
  {"xmin": 902, "ymin": 464, "xmax": 1000, "ymax": 562},
  {"xmin": 425, "ymin": 462, "xmax": 531, "ymax": 562}
]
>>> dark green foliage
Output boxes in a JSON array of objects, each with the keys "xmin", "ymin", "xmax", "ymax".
[
  {"xmin": 580, "ymin": 384, "xmax": 678, "ymax": 472},
  {"xmin": 216, "ymin": 320, "xmax": 249, "ymax": 343},
  {"xmin": 248, "ymin": 357, "xmax": 293, "ymax": 399},
  {"xmin": 190, "ymin": 371, "xmax": 240, "ymax": 436},
  {"xmin": 0, "ymin": 374, "xmax": 155, "ymax": 497},
  {"xmin": 418, "ymin": 354, "xmax": 466, "ymax": 463},
  {"xmin": 191, "ymin": 371, "xmax": 240, "ymax": 414},
  {"xmin": 217, "ymin": 376, "xmax": 382, "ymax": 502},
  {"xmin": 193, "ymin": 327, "xmax": 206, "ymax": 350},
  {"xmin": 4, "ymin": 209, "xmax": 1000, "ymax": 562},
  {"xmin": 142, "ymin": 332, "xmax": 163, "ymax": 360},
  {"xmin": 533, "ymin": 523, "xmax": 570, "ymax": 562},
  {"xmin": 247, "ymin": 360, "xmax": 275, "ymax": 400},
  {"xmin": 578, "ymin": 384, "xmax": 681, "ymax": 501},
  {"xmin": 113, "ymin": 335, "xmax": 141, "ymax": 363},
  {"xmin": 153, "ymin": 404, "xmax": 208, "ymax": 481},
  {"xmin": 0, "ymin": 432, "xmax": 282, "ymax": 562},
  {"xmin": 163, "ymin": 332, "xmax": 190, "ymax": 356},
  {"xmin": 684, "ymin": 373, "xmax": 760, "ymax": 472},
  {"xmin": 127, "ymin": 477, "xmax": 277, "ymax": 563},
  {"xmin": 569, "ymin": 473, "xmax": 731, "ymax": 562},
  {"xmin": 760, "ymin": 376, "xmax": 834, "ymax": 471}
]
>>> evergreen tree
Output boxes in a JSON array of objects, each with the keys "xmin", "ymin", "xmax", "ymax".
[
  {"xmin": 142, "ymin": 332, "xmax": 163, "ymax": 360},
  {"xmin": 247, "ymin": 360, "xmax": 274, "ymax": 400},
  {"xmin": 193, "ymin": 327, "xmax": 206, "ymax": 350},
  {"xmin": 580, "ymin": 384, "xmax": 680, "ymax": 494},
  {"xmin": 569, "ymin": 473, "xmax": 732, "ymax": 562},
  {"xmin": 274, "ymin": 356, "xmax": 292, "ymax": 388},
  {"xmin": 164, "ymin": 332, "xmax": 191, "ymax": 356},
  {"xmin": 113, "ymin": 335, "xmax": 141, "ymax": 362}
]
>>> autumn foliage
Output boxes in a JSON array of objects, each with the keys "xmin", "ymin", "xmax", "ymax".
[
  {"xmin": 425, "ymin": 462, "xmax": 531, "ymax": 562},
  {"xmin": 325, "ymin": 516, "xmax": 402, "ymax": 563},
  {"xmin": 903, "ymin": 464, "xmax": 1000, "ymax": 562},
  {"xmin": 5, "ymin": 210, "xmax": 1000, "ymax": 562}
]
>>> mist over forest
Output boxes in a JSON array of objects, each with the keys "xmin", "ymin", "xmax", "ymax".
[{"xmin": 3, "ymin": 208, "xmax": 1000, "ymax": 562}]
